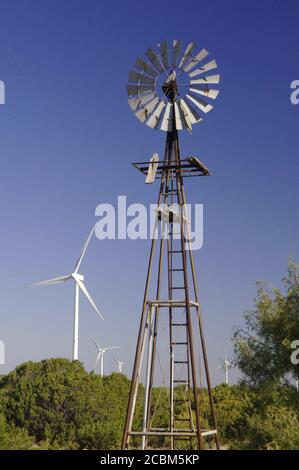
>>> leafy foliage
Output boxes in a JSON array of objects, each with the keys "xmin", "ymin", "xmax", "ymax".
[
  {"xmin": 233, "ymin": 260, "xmax": 299, "ymax": 386},
  {"xmin": 0, "ymin": 412, "xmax": 34, "ymax": 450}
]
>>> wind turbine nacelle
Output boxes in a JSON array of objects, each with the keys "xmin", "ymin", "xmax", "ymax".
[{"xmin": 72, "ymin": 273, "xmax": 85, "ymax": 281}]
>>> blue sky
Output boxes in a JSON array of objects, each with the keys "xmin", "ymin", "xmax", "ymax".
[{"xmin": 0, "ymin": 0, "xmax": 298, "ymax": 384}]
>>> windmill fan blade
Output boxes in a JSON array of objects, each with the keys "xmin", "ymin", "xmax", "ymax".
[
  {"xmin": 145, "ymin": 48, "xmax": 164, "ymax": 73},
  {"xmin": 190, "ymin": 74, "xmax": 220, "ymax": 85},
  {"xmin": 183, "ymin": 48, "xmax": 209, "ymax": 73},
  {"xmin": 159, "ymin": 40, "xmax": 169, "ymax": 69},
  {"xmin": 189, "ymin": 59, "xmax": 218, "ymax": 77},
  {"xmin": 76, "ymin": 279, "xmax": 104, "ymax": 321},
  {"xmin": 127, "ymin": 85, "xmax": 154, "ymax": 97},
  {"xmin": 146, "ymin": 101, "xmax": 166, "ymax": 129},
  {"xmin": 178, "ymin": 42, "xmax": 197, "ymax": 69},
  {"xmin": 142, "ymin": 97, "xmax": 160, "ymax": 114},
  {"xmin": 74, "ymin": 224, "xmax": 96, "ymax": 273},
  {"xmin": 181, "ymin": 99, "xmax": 202, "ymax": 123},
  {"xmin": 128, "ymin": 92, "xmax": 156, "ymax": 111},
  {"xmin": 178, "ymin": 99, "xmax": 192, "ymax": 133},
  {"xmin": 180, "ymin": 98, "xmax": 199, "ymax": 125},
  {"xmin": 174, "ymin": 101, "xmax": 188, "ymax": 130},
  {"xmin": 135, "ymin": 57, "xmax": 159, "ymax": 78},
  {"xmin": 186, "ymin": 94, "xmax": 213, "ymax": 113},
  {"xmin": 189, "ymin": 86, "xmax": 219, "ymax": 100},
  {"xmin": 128, "ymin": 70, "xmax": 155, "ymax": 86},
  {"xmin": 160, "ymin": 103, "xmax": 173, "ymax": 132},
  {"xmin": 32, "ymin": 275, "xmax": 71, "ymax": 287},
  {"xmin": 172, "ymin": 39, "xmax": 183, "ymax": 68},
  {"xmin": 135, "ymin": 97, "xmax": 160, "ymax": 123}
]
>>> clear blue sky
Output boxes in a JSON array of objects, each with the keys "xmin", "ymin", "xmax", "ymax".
[{"xmin": 0, "ymin": 0, "xmax": 298, "ymax": 384}]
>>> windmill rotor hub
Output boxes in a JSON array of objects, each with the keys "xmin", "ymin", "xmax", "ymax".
[{"xmin": 127, "ymin": 39, "xmax": 220, "ymax": 132}]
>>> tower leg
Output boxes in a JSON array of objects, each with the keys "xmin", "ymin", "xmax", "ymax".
[{"xmin": 141, "ymin": 306, "xmax": 155, "ymax": 449}]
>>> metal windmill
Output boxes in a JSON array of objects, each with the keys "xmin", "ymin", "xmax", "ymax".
[{"xmin": 122, "ymin": 40, "xmax": 221, "ymax": 450}]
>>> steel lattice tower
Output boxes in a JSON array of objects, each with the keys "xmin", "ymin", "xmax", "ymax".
[{"xmin": 122, "ymin": 40, "xmax": 220, "ymax": 450}]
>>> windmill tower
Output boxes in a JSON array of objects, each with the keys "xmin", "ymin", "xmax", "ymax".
[{"xmin": 122, "ymin": 40, "xmax": 220, "ymax": 450}]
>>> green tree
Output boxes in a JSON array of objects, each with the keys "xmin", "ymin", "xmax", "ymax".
[
  {"xmin": 0, "ymin": 412, "xmax": 34, "ymax": 450},
  {"xmin": 233, "ymin": 260, "xmax": 299, "ymax": 386},
  {"xmin": 0, "ymin": 358, "xmax": 104, "ymax": 449},
  {"xmin": 212, "ymin": 384, "xmax": 255, "ymax": 444}
]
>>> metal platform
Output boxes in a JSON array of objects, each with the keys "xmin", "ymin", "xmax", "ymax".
[{"xmin": 132, "ymin": 158, "xmax": 211, "ymax": 178}]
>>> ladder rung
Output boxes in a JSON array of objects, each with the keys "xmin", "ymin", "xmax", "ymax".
[
  {"xmin": 172, "ymin": 323, "xmax": 187, "ymax": 326},
  {"xmin": 174, "ymin": 418, "xmax": 191, "ymax": 421},
  {"xmin": 173, "ymin": 380, "xmax": 189, "ymax": 384},
  {"xmin": 171, "ymin": 287, "xmax": 185, "ymax": 290},
  {"xmin": 174, "ymin": 437, "xmax": 192, "ymax": 441},
  {"xmin": 172, "ymin": 342, "xmax": 187, "ymax": 345},
  {"xmin": 169, "ymin": 250, "xmax": 182, "ymax": 254},
  {"xmin": 161, "ymin": 191, "xmax": 178, "ymax": 195},
  {"xmin": 170, "ymin": 268, "xmax": 184, "ymax": 272},
  {"xmin": 174, "ymin": 360, "xmax": 188, "ymax": 364}
]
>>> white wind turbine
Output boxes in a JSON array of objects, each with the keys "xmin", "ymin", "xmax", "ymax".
[
  {"xmin": 33, "ymin": 224, "xmax": 103, "ymax": 361},
  {"xmin": 92, "ymin": 338, "xmax": 119, "ymax": 377},
  {"xmin": 219, "ymin": 353, "xmax": 234, "ymax": 385},
  {"xmin": 113, "ymin": 356, "xmax": 124, "ymax": 373}
]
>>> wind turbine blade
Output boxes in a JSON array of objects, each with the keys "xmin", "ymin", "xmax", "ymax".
[
  {"xmin": 76, "ymin": 279, "xmax": 104, "ymax": 320},
  {"xmin": 91, "ymin": 337, "xmax": 101, "ymax": 351},
  {"xmin": 103, "ymin": 346, "xmax": 120, "ymax": 352},
  {"xmin": 32, "ymin": 275, "xmax": 71, "ymax": 287},
  {"xmin": 74, "ymin": 224, "xmax": 96, "ymax": 273}
]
